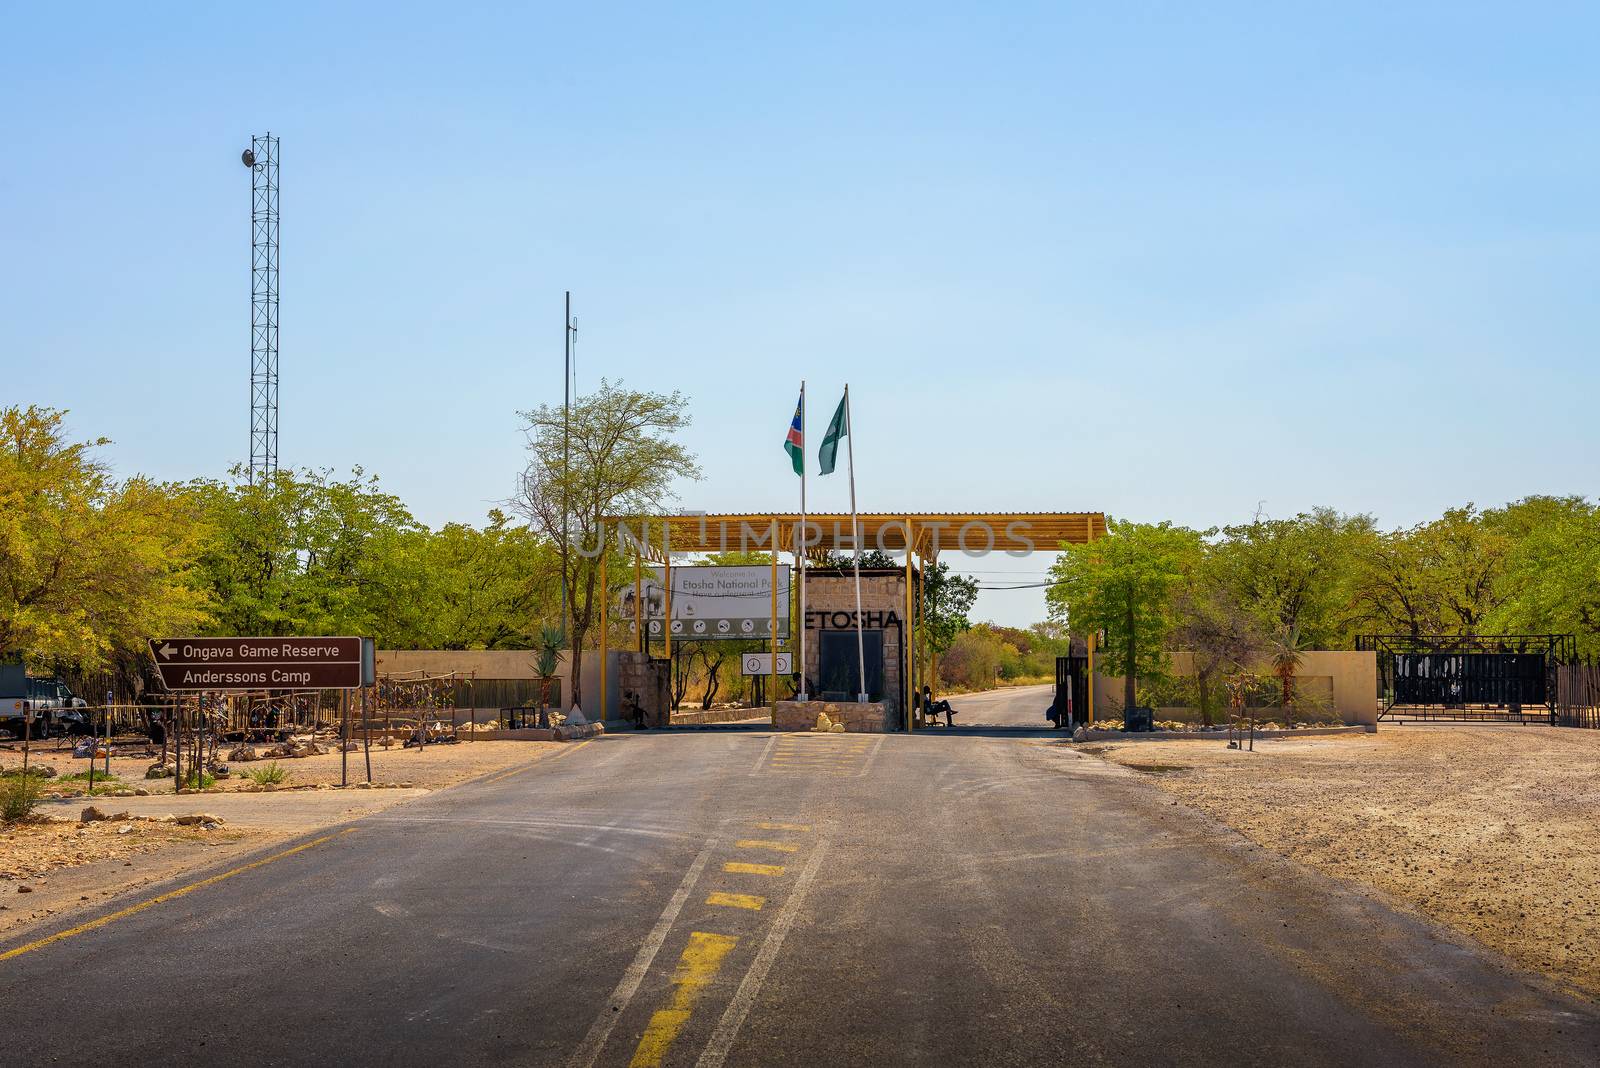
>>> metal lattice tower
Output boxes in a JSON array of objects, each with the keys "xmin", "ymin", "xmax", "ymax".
[{"xmin": 246, "ymin": 133, "xmax": 280, "ymax": 484}]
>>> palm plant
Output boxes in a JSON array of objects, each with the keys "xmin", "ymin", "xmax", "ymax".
[
  {"xmin": 534, "ymin": 623, "xmax": 564, "ymax": 727},
  {"xmin": 1268, "ymin": 624, "xmax": 1306, "ymax": 726}
]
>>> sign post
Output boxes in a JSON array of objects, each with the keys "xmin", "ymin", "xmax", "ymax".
[{"xmin": 148, "ymin": 637, "xmax": 364, "ymax": 691}]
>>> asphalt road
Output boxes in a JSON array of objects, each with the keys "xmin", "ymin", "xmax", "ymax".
[
  {"xmin": 936, "ymin": 683, "xmax": 1058, "ymax": 728},
  {"xmin": 3, "ymin": 731, "xmax": 1597, "ymax": 1066}
]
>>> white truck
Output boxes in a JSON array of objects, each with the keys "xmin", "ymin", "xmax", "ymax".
[{"xmin": 0, "ymin": 664, "xmax": 88, "ymax": 739}]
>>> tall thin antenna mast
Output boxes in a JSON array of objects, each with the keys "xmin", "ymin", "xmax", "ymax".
[{"xmin": 243, "ymin": 133, "xmax": 280, "ymax": 484}]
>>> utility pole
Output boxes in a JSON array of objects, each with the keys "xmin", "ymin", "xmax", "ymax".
[{"xmin": 561, "ymin": 292, "xmax": 576, "ymax": 653}]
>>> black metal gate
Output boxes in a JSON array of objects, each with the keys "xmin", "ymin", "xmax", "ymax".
[
  {"xmin": 1357, "ymin": 635, "xmax": 1574, "ymax": 722},
  {"xmin": 1053, "ymin": 656, "xmax": 1088, "ymax": 728}
]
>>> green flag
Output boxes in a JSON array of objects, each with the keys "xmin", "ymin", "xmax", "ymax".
[{"xmin": 818, "ymin": 392, "xmax": 847, "ymax": 475}]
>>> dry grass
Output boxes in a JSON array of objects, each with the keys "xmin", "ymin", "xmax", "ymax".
[{"xmin": 1089, "ymin": 725, "xmax": 1600, "ymax": 998}]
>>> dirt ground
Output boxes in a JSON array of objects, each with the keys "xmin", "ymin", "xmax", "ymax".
[
  {"xmin": 1085, "ymin": 724, "xmax": 1600, "ymax": 999},
  {"xmin": 0, "ymin": 738, "xmax": 564, "ymax": 940},
  {"xmin": 0, "ymin": 736, "xmax": 562, "ymax": 793}
]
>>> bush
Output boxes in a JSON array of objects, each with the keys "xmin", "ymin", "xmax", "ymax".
[
  {"xmin": 1, "ymin": 775, "xmax": 39, "ymax": 822},
  {"xmin": 181, "ymin": 770, "xmax": 216, "ymax": 790},
  {"xmin": 244, "ymin": 762, "xmax": 289, "ymax": 786}
]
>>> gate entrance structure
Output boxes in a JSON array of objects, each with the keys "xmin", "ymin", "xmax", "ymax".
[
  {"xmin": 598, "ymin": 512, "xmax": 1106, "ymax": 731},
  {"xmin": 1356, "ymin": 634, "xmax": 1576, "ymax": 723}
]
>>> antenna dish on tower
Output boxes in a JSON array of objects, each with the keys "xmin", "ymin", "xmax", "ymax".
[{"xmin": 241, "ymin": 148, "xmax": 256, "ymax": 167}]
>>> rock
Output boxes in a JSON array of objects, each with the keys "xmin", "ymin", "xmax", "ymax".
[
  {"xmin": 354, "ymin": 781, "xmax": 372, "ymax": 789},
  {"xmin": 1072, "ymin": 726, "xmax": 1090, "ymax": 742},
  {"xmin": 117, "ymin": 825, "xmax": 135, "ymax": 835},
  {"xmin": 228, "ymin": 743, "xmax": 258, "ymax": 762},
  {"xmin": 80, "ymin": 805, "xmax": 109, "ymax": 823},
  {"xmin": 133, "ymin": 787, "xmax": 150, "ymax": 796},
  {"xmin": 172, "ymin": 813, "xmax": 224, "ymax": 827},
  {"xmin": 17, "ymin": 885, "xmax": 32, "ymax": 894},
  {"xmin": 397, "ymin": 781, "xmax": 414, "ymax": 789},
  {"xmin": 210, "ymin": 763, "xmax": 231, "ymax": 778},
  {"xmin": 145, "ymin": 762, "xmax": 175, "ymax": 779}
]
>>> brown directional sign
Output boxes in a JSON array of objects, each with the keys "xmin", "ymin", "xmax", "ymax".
[{"xmin": 148, "ymin": 637, "xmax": 363, "ymax": 691}]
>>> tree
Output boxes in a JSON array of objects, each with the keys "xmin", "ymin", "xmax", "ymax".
[
  {"xmin": 1487, "ymin": 497, "xmax": 1600, "ymax": 655},
  {"xmin": 189, "ymin": 466, "xmax": 423, "ymax": 642},
  {"xmin": 1351, "ymin": 505, "xmax": 1517, "ymax": 640},
  {"xmin": 1212, "ymin": 508, "xmax": 1371, "ymax": 648},
  {"xmin": 0, "ymin": 406, "xmax": 210, "ymax": 670},
  {"xmin": 940, "ymin": 627, "xmax": 1005, "ymax": 692},
  {"xmin": 1047, "ymin": 519, "xmax": 1203, "ymax": 711},
  {"xmin": 393, "ymin": 512, "xmax": 560, "ymax": 649},
  {"xmin": 516, "ymin": 381, "xmax": 701, "ymax": 714},
  {"xmin": 1169, "ymin": 577, "xmax": 1267, "ymax": 725},
  {"xmin": 922, "ymin": 560, "xmax": 978, "ymax": 692}
]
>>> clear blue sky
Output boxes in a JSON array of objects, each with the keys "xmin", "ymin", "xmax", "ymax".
[{"xmin": 4, "ymin": 2, "xmax": 1596, "ymax": 625}]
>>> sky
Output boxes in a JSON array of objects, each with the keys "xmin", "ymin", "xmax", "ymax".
[{"xmin": 3, "ymin": 2, "xmax": 1597, "ymax": 626}]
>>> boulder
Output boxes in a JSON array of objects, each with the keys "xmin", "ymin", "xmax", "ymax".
[
  {"xmin": 172, "ymin": 813, "xmax": 224, "ymax": 827},
  {"xmin": 80, "ymin": 805, "xmax": 109, "ymax": 823},
  {"xmin": 145, "ymin": 762, "xmax": 175, "ymax": 779},
  {"xmin": 228, "ymin": 743, "xmax": 258, "ymax": 762}
]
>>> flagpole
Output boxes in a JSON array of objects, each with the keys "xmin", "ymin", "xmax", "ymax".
[
  {"xmin": 797, "ymin": 380, "xmax": 809, "ymax": 701},
  {"xmin": 845, "ymin": 384, "xmax": 867, "ymax": 703}
]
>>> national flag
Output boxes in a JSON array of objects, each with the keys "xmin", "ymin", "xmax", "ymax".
[
  {"xmin": 818, "ymin": 392, "xmax": 848, "ymax": 475},
  {"xmin": 783, "ymin": 391, "xmax": 804, "ymax": 476}
]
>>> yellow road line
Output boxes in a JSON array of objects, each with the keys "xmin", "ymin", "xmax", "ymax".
[
  {"xmin": 723, "ymin": 861, "xmax": 786, "ymax": 876},
  {"xmin": 705, "ymin": 892, "xmax": 765, "ymax": 911},
  {"xmin": 734, "ymin": 839, "xmax": 799, "ymax": 853},
  {"xmin": 755, "ymin": 822, "xmax": 811, "ymax": 832},
  {"xmin": 482, "ymin": 738, "xmax": 592, "ymax": 784},
  {"xmin": 628, "ymin": 931, "xmax": 738, "ymax": 1067},
  {"xmin": 0, "ymin": 828, "xmax": 358, "ymax": 963}
]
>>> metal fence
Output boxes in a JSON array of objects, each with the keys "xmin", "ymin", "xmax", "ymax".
[{"xmin": 1554, "ymin": 659, "xmax": 1600, "ymax": 730}]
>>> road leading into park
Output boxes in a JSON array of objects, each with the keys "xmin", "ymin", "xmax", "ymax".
[
  {"xmin": 937, "ymin": 682, "xmax": 1057, "ymax": 728},
  {"xmin": 2, "ymin": 730, "xmax": 1597, "ymax": 1066}
]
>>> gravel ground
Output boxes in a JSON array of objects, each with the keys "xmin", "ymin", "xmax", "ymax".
[
  {"xmin": 0, "ymin": 736, "xmax": 562, "ymax": 793},
  {"xmin": 1087, "ymin": 724, "xmax": 1600, "ymax": 999}
]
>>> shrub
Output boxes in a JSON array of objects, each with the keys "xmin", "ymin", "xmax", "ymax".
[
  {"xmin": 181, "ymin": 770, "xmax": 216, "ymax": 790},
  {"xmin": 0, "ymin": 775, "xmax": 39, "ymax": 822},
  {"xmin": 244, "ymin": 762, "xmax": 289, "ymax": 786}
]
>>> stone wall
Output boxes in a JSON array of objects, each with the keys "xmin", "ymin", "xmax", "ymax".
[
  {"xmin": 773, "ymin": 699, "xmax": 893, "ymax": 733},
  {"xmin": 800, "ymin": 569, "xmax": 909, "ymax": 723},
  {"xmin": 613, "ymin": 651, "xmax": 670, "ymax": 727}
]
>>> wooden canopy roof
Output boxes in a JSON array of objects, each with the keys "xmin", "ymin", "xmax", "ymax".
[{"xmin": 607, "ymin": 512, "xmax": 1106, "ymax": 562}]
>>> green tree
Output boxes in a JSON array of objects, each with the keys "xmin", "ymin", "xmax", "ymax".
[
  {"xmin": 517, "ymin": 381, "xmax": 701, "ymax": 714},
  {"xmin": 1212, "ymin": 508, "xmax": 1371, "ymax": 648},
  {"xmin": 1352, "ymin": 505, "xmax": 1509, "ymax": 638},
  {"xmin": 922, "ymin": 560, "xmax": 978, "ymax": 690},
  {"xmin": 0, "ymin": 406, "xmax": 210, "ymax": 670},
  {"xmin": 1047, "ymin": 519, "xmax": 1204, "ymax": 711},
  {"xmin": 1486, "ymin": 497, "xmax": 1600, "ymax": 655},
  {"xmin": 392, "ymin": 512, "xmax": 561, "ymax": 649},
  {"xmin": 190, "ymin": 467, "xmax": 423, "ymax": 642},
  {"xmin": 1169, "ymin": 575, "xmax": 1267, "ymax": 725}
]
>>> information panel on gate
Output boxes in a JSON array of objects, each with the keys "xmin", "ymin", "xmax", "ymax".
[{"xmin": 619, "ymin": 564, "xmax": 790, "ymax": 640}]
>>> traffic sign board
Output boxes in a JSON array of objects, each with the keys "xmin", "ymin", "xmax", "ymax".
[
  {"xmin": 148, "ymin": 637, "xmax": 363, "ymax": 691},
  {"xmin": 740, "ymin": 652, "xmax": 793, "ymax": 676}
]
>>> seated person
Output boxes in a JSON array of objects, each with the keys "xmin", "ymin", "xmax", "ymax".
[{"xmin": 921, "ymin": 685, "xmax": 956, "ymax": 727}]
